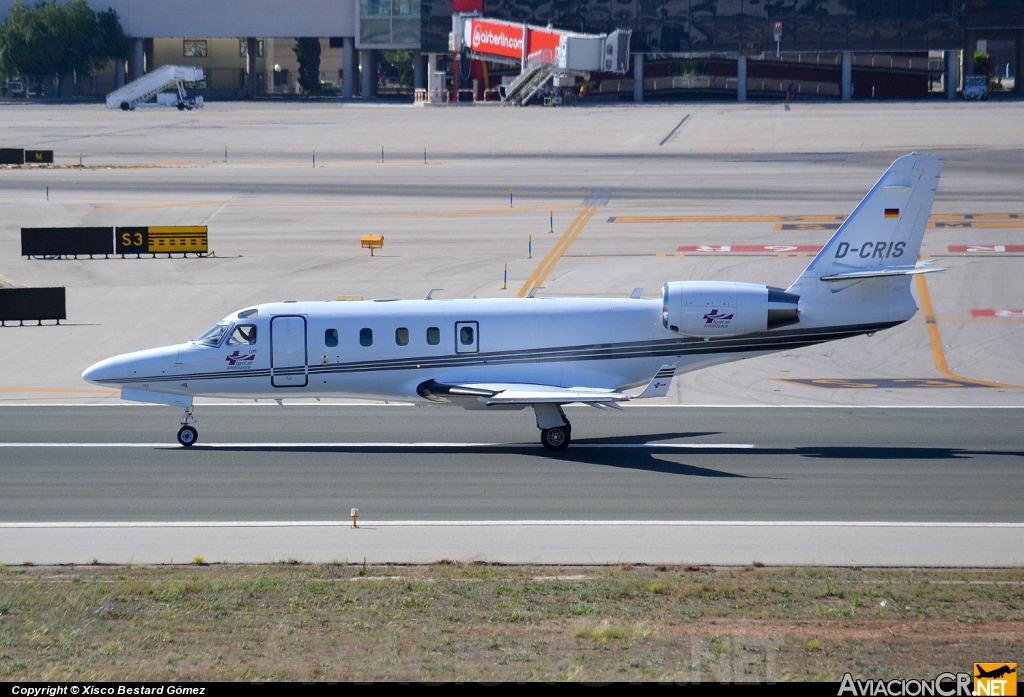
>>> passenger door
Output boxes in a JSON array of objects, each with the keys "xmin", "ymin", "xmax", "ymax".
[
  {"xmin": 454, "ymin": 321, "xmax": 478, "ymax": 354},
  {"xmin": 271, "ymin": 315, "xmax": 307, "ymax": 387}
]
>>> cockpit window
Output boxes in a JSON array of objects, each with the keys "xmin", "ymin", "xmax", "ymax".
[
  {"xmin": 195, "ymin": 320, "xmax": 233, "ymax": 346},
  {"xmin": 227, "ymin": 325, "xmax": 257, "ymax": 345},
  {"xmin": 238, "ymin": 308, "xmax": 258, "ymax": 319}
]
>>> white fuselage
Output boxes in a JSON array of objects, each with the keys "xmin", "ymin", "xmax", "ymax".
[{"xmin": 82, "ymin": 295, "xmax": 898, "ymax": 403}]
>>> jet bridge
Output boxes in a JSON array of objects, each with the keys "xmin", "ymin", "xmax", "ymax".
[
  {"xmin": 451, "ymin": 14, "xmax": 630, "ymax": 105},
  {"xmin": 105, "ymin": 65, "xmax": 204, "ymax": 111}
]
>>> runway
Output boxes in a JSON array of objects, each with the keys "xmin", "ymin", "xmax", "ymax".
[{"xmin": 1, "ymin": 405, "xmax": 1021, "ymax": 565}]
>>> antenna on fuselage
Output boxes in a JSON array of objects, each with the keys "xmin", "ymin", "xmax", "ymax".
[
  {"xmin": 527, "ymin": 286, "xmax": 544, "ymax": 298},
  {"xmin": 424, "ymin": 288, "xmax": 443, "ymax": 300}
]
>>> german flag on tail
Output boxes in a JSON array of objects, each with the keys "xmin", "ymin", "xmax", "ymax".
[{"xmin": 884, "ymin": 208, "xmax": 900, "ymax": 218}]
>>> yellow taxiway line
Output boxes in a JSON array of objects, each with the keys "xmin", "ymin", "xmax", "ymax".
[
  {"xmin": 92, "ymin": 201, "xmax": 227, "ymax": 211},
  {"xmin": 400, "ymin": 205, "xmax": 576, "ymax": 217},
  {"xmin": 914, "ymin": 273, "xmax": 1019, "ymax": 389},
  {"xmin": 610, "ymin": 213, "xmax": 1024, "ymax": 224},
  {"xmin": 517, "ymin": 206, "xmax": 598, "ymax": 298}
]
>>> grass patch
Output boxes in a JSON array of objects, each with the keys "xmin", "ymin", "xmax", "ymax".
[{"xmin": 0, "ymin": 565, "xmax": 1021, "ymax": 681}]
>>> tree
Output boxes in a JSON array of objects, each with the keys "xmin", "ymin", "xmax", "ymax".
[
  {"xmin": 293, "ymin": 37, "xmax": 321, "ymax": 94},
  {"xmin": 93, "ymin": 7, "xmax": 129, "ymax": 68},
  {"xmin": 0, "ymin": 1, "xmax": 127, "ymax": 92},
  {"xmin": 378, "ymin": 50, "xmax": 414, "ymax": 91}
]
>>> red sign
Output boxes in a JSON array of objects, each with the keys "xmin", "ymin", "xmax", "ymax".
[
  {"xmin": 971, "ymin": 309, "xmax": 1024, "ymax": 318},
  {"xmin": 468, "ymin": 19, "xmax": 524, "ymax": 60},
  {"xmin": 948, "ymin": 245, "xmax": 1024, "ymax": 253},
  {"xmin": 676, "ymin": 245, "xmax": 822, "ymax": 253},
  {"xmin": 527, "ymin": 28, "xmax": 561, "ymax": 57}
]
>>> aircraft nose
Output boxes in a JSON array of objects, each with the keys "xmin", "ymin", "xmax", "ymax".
[
  {"xmin": 82, "ymin": 355, "xmax": 128, "ymax": 386},
  {"xmin": 82, "ymin": 345, "xmax": 181, "ymax": 386}
]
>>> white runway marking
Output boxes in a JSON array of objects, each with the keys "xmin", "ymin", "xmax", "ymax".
[
  {"xmin": 3, "ymin": 520, "xmax": 1021, "ymax": 528},
  {"xmin": 0, "ymin": 441, "xmax": 756, "ymax": 449}
]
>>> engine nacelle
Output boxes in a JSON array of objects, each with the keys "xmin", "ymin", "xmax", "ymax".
[{"xmin": 662, "ymin": 281, "xmax": 799, "ymax": 337}]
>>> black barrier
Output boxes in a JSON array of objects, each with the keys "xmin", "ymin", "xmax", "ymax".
[
  {"xmin": 21, "ymin": 227, "xmax": 114, "ymax": 258},
  {"xmin": 24, "ymin": 149, "xmax": 54, "ymax": 164},
  {"xmin": 0, "ymin": 148, "xmax": 24, "ymax": 165},
  {"xmin": 0, "ymin": 287, "xmax": 65, "ymax": 325}
]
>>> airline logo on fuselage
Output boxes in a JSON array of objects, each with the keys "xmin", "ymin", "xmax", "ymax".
[
  {"xmin": 703, "ymin": 309, "xmax": 734, "ymax": 328},
  {"xmin": 225, "ymin": 350, "xmax": 257, "ymax": 369},
  {"xmin": 835, "ymin": 241, "xmax": 906, "ymax": 259}
]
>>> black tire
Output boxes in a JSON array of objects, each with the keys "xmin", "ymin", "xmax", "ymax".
[
  {"xmin": 120, "ymin": 102, "xmax": 129, "ymax": 111},
  {"xmin": 177, "ymin": 102, "xmax": 185, "ymax": 110},
  {"xmin": 177, "ymin": 425, "xmax": 198, "ymax": 447},
  {"xmin": 541, "ymin": 426, "xmax": 570, "ymax": 452}
]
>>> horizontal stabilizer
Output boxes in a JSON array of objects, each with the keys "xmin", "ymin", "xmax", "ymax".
[{"xmin": 820, "ymin": 266, "xmax": 948, "ymax": 282}]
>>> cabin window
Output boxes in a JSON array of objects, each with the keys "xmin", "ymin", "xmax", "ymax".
[
  {"xmin": 426, "ymin": 327, "xmax": 440, "ymax": 345},
  {"xmin": 395, "ymin": 327, "xmax": 409, "ymax": 346},
  {"xmin": 227, "ymin": 325, "xmax": 257, "ymax": 345},
  {"xmin": 325, "ymin": 328, "xmax": 338, "ymax": 347},
  {"xmin": 460, "ymin": 325, "xmax": 475, "ymax": 345},
  {"xmin": 359, "ymin": 328, "xmax": 373, "ymax": 346},
  {"xmin": 237, "ymin": 308, "xmax": 258, "ymax": 319}
]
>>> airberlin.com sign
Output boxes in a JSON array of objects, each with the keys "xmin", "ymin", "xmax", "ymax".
[{"xmin": 469, "ymin": 20, "xmax": 524, "ymax": 59}]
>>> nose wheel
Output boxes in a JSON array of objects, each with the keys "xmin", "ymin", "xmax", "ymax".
[
  {"xmin": 177, "ymin": 407, "xmax": 198, "ymax": 447},
  {"xmin": 177, "ymin": 425, "xmax": 198, "ymax": 447}
]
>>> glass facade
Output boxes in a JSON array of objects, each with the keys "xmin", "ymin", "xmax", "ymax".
[
  {"xmin": 422, "ymin": 0, "xmax": 967, "ymax": 53},
  {"xmin": 360, "ymin": 0, "xmax": 423, "ymax": 47}
]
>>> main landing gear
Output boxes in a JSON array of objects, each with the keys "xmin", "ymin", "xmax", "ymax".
[
  {"xmin": 535, "ymin": 404, "xmax": 571, "ymax": 452},
  {"xmin": 177, "ymin": 407, "xmax": 198, "ymax": 447}
]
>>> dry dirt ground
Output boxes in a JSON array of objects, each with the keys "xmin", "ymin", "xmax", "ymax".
[{"xmin": 1, "ymin": 563, "xmax": 1021, "ymax": 681}]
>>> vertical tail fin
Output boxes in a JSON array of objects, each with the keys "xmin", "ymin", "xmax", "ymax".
[
  {"xmin": 787, "ymin": 153, "xmax": 943, "ymax": 325},
  {"xmin": 790, "ymin": 153, "xmax": 943, "ymax": 292}
]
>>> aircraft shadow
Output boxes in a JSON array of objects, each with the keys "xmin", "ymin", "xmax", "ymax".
[{"xmin": 174, "ymin": 435, "xmax": 1024, "ymax": 480}]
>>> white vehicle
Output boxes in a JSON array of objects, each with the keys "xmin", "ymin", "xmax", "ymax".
[
  {"xmin": 84, "ymin": 154, "xmax": 945, "ymax": 450},
  {"xmin": 963, "ymin": 75, "xmax": 988, "ymax": 100}
]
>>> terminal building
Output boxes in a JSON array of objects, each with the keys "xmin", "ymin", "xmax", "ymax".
[{"xmin": 1, "ymin": 0, "xmax": 1022, "ymax": 102}]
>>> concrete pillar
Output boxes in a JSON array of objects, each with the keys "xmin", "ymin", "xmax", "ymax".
[
  {"xmin": 841, "ymin": 51, "xmax": 852, "ymax": 101},
  {"xmin": 633, "ymin": 53, "xmax": 643, "ymax": 103},
  {"xmin": 946, "ymin": 50, "xmax": 958, "ymax": 99},
  {"xmin": 130, "ymin": 37, "xmax": 144, "ymax": 80},
  {"xmin": 413, "ymin": 50, "xmax": 425, "ymax": 91},
  {"xmin": 360, "ymin": 49, "xmax": 375, "ymax": 98},
  {"xmin": 143, "ymin": 38, "xmax": 153, "ymax": 73},
  {"xmin": 963, "ymin": 32, "xmax": 976, "ymax": 78},
  {"xmin": 245, "ymin": 38, "xmax": 258, "ymax": 97},
  {"xmin": 737, "ymin": 55, "xmax": 747, "ymax": 101},
  {"xmin": 265, "ymin": 38, "xmax": 275, "ymax": 94},
  {"xmin": 1015, "ymin": 33, "xmax": 1024, "ymax": 94},
  {"xmin": 113, "ymin": 59, "xmax": 125, "ymax": 88},
  {"xmin": 343, "ymin": 37, "xmax": 354, "ymax": 99},
  {"xmin": 428, "ymin": 53, "xmax": 438, "ymax": 91}
]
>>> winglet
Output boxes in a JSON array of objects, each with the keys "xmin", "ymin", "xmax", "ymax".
[{"xmin": 630, "ymin": 365, "xmax": 676, "ymax": 399}]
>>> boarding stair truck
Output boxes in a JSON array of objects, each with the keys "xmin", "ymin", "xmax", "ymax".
[
  {"xmin": 105, "ymin": 65, "xmax": 204, "ymax": 111},
  {"xmin": 453, "ymin": 13, "xmax": 630, "ymax": 106}
]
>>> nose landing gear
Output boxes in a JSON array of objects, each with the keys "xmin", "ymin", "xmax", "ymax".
[{"xmin": 176, "ymin": 407, "xmax": 198, "ymax": 447}]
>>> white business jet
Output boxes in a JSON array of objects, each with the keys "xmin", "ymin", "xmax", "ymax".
[{"xmin": 83, "ymin": 154, "xmax": 944, "ymax": 450}]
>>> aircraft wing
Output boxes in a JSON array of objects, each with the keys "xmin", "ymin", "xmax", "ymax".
[{"xmin": 417, "ymin": 365, "xmax": 676, "ymax": 406}]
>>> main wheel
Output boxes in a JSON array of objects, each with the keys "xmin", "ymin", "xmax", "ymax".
[
  {"xmin": 541, "ymin": 426, "xmax": 570, "ymax": 452},
  {"xmin": 176, "ymin": 425, "xmax": 198, "ymax": 447}
]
